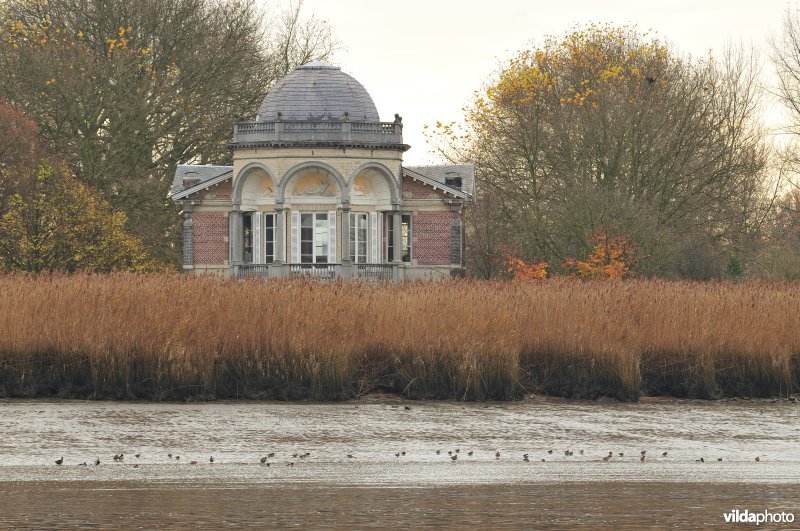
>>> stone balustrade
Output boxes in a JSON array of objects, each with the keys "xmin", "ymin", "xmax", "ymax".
[{"xmin": 231, "ymin": 120, "xmax": 404, "ymax": 147}]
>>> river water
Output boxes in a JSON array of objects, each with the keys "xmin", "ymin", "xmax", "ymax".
[{"xmin": 0, "ymin": 397, "xmax": 798, "ymax": 528}]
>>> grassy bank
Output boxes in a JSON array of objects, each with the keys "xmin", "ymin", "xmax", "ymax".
[{"xmin": 0, "ymin": 273, "xmax": 798, "ymax": 401}]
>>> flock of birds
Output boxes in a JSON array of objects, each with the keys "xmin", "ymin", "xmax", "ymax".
[{"xmin": 51, "ymin": 448, "xmax": 764, "ymax": 467}]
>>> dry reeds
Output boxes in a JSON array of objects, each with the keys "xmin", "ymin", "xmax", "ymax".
[{"xmin": 0, "ymin": 273, "xmax": 798, "ymax": 401}]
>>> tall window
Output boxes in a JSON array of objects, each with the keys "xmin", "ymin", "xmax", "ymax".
[
  {"xmin": 350, "ymin": 213, "xmax": 368, "ymax": 263},
  {"xmin": 387, "ymin": 214, "xmax": 412, "ymax": 262},
  {"xmin": 301, "ymin": 213, "xmax": 329, "ymax": 263},
  {"xmin": 265, "ymin": 213, "xmax": 275, "ymax": 263},
  {"xmin": 243, "ymin": 213, "xmax": 253, "ymax": 263}
]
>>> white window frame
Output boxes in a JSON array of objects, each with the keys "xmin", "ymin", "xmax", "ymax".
[
  {"xmin": 350, "ymin": 212, "xmax": 368, "ymax": 263},
  {"xmin": 242, "ymin": 212, "xmax": 254, "ymax": 263},
  {"xmin": 264, "ymin": 213, "xmax": 276, "ymax": 263},
  {"xmin": 300, "ymin": 212, "xmax": 330, "ymax": 264}
]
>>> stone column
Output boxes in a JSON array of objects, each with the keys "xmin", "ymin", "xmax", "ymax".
[
  {"xmin": 392, "ymin": 211, "xmax": 403, "ymax": 263},
  {"xmin": 449, "ymin": 204, "xmax": 462, "ymax": 266},
  {"xmin": 182, "ymin": 204, "xmax": 194, "ymax": 270},
  {"xmin": 275, "ymin": 205, "xmax": 286, "ymax": 264},
  {"xmin": 230, "ymin": 206, "xmax": 243, "ymax": 263},
  {"xmin": 341, "ymin": 206, "xmax": 351, "ymax": 264},
  {"xmin": 340, "ymin": 206, "xmax": 353, "ymax": 279}
]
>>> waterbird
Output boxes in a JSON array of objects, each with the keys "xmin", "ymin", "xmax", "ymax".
[
  {"xmin": 696, "ymin": 458, "xmax": 705, "ymax": 463},
  {"xmin": 168, "ymin": 453, "xmax": 172, "ymax": 458},
  {"xmin": 640, "ymin": 450, "xmax": 646, "ymax": 456},
  {"xmin": 287, "ymin": 462, "xmax": 294, "ymax": 466},
  {"xmin": 292, "ymin": 453, "xmax": 298, "ymax": 458},
  {"xmin": 267, "ymin": 452, "xmax": 275, "ymax": 458},
  {"xmin": 404, "ymin": 406, "xmax": 411, "ymax": 411},
  {"xmin": 79, "ymin": 462, "xmax": 87, "ymax": 466},
  {"xmin": 55, "ymin": 457, "xmax": 63, "ymax": 465},
  {"xmin": 401, "ymin": 451, "xmax": 406, "ymax": 456},
  {"xmin": 133, "ymin": 464, "xmax": 139, "ymax": 468},
  {"xmin": 468, "ymin": 451, "xmax": 473, "ymax": 456},
  {"xmin": 190, "ymin": 460, "xmax": 198, "ymax": 465},
  {"xmin": 547, "ymin": 450, "xmax": 553, "ymax": 454},
  {"xmin": 451, "ymin": 454, "xmax": 457, "ymax": 461},
  {"xmin": 455, "ymin": 449, "xmax": 460, "ymax": 454},
  {"xmin": 304, "ymin": 452, "xmax": 310, "ymax": 457},
  {"xmin": 210, "ymin": 456, "xmax": 214, "ymax": 463},
  {"xmin": 95, "ymin": 458, "xmax": 100, "ymax": 466},
  {"xmin": 755, "ymin": 457, "xmax": 761, "ymax": 462},
  {"xmin": 523, "ymin": 454, "xmax": 529, "ymax": 462},
  {"xmin": 135, "ymin": 454, "xmax": 141, "ymax": 459},
  {"xmin": 579, "ymin": 450, "xmax": 584, "ymax": 455},
  {"xmin": 640, "ymin": 455, "xmax": 645, "ymax": 463},
  {"xmin": 717, "ymin": 458, "xmax": 722, "ymax": 462},
  {"xmin": 541, "ymin": 458, "xmax": 545, "ymax": 462},
  {"xmin": 113, "ymin": 454, "xmax": 120, "ymax": 461},
  {"xmin": 395, "ymin": 453, "xmax": 400, "ymax": 458},
  {"xmin": 618, "ymin": 453, "xmax": 624, "ymax": 457},
  {"xmin": 495, "ymin": 451, "xmax": 500, "ymax": 459},
  {"xmin": 602, "ymin": 452, "xmax": 613, "ymax": 462},
  {"xmin": 436, "ymin": 450, "xmax": 441, "ymax": 455},
  {"xmin": 448, "ymin": 450, "xmax": 452, "ymax": 456},
  {"xmin": 260, "ymin": 457, "xmax": 267, "ymax": 464},
  {"xmin": 118, "ymin": 454, "xmax": 124, "ymax": 461},
  {"xmin": 662, "ymin": 452, "xmax": 668, "ymax": 457},
  {"xmin": 347, "ymin": 454, "xmax": 355, "ymax": 459},
  {"xmin": 175, "ymin": 456, "xmax": 180, "ymax": 460}
]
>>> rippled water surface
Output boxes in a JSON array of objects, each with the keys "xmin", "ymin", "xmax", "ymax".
[{"xmin": 1, "ymin": 397, "xmax": 798, "ymax": 528}]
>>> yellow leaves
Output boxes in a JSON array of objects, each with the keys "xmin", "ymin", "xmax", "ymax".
[{"xmin": 599, "ymin": 65, "xmax": 623, "ymax": 82}]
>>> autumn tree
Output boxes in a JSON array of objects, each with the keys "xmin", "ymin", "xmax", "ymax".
[
  {"xmin": 0, "ymin": 0, "xmax": 337, "ymax": 264},
  {"xmin": 435, "ymin": 25, "xmax": 774, "ymax": 279},
  {"xmin": 0, "ymin": 100, "xmax": 158, "ymax": 272}
]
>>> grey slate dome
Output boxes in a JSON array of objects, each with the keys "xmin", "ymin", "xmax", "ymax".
[{"xmin": 257, "ymin": 61, "xmax": 380, "ymax": 122}]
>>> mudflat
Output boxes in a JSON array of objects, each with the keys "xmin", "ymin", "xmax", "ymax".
[{"xmin": 0, "ymin": 398, "xmax": 798, "ymax": 528}]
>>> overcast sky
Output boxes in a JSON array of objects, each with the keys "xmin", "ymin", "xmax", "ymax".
[{"xmin": 265, "ymin": 0, "xmax": 793, "ymax": 165}]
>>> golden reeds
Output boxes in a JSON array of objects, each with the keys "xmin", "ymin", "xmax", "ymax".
[{"xmin": 0, "ymin": 273, "xmax": 798, "ymax": 401}]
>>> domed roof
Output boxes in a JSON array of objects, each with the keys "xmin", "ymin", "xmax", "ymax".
[{"xmin": 257, "ymin": 61, "xmax": 380, "ymax": 122}]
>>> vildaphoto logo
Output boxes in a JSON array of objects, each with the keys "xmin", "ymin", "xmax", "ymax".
[{"xmin": 723, "ymin": 509, "xmax": 795, "ymax": 525}]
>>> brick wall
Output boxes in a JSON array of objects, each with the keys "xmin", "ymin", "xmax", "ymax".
[
  {"xmin": 195, "ymin": 180, "xmax": 232, "ymax": 200},
  {"xmin": 193, "ymin": 211, "xmax": 229, "ymax": 265},
  {"xmin": 413, "ymin": 211, "xmax": 455, "ymax": 265},
  {"xmin": 403, "ymin": 176, "xmax": 445, "ymax": 199}
]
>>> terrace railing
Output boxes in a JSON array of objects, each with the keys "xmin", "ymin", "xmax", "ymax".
[
  {"xmin": 231, "ymin": 119, "xmax": 403, "ymax": 146},
  {"xmin": 235, "ymin": 264, "xmax": 271, "ymax": 279},
  {"xmin": 355, "ymin": 263, "xmax": 393, "ymax": 281},
  {"xmin": 288, "ymin": 263, "xmax": 339, "ymax": 280},
  {"xmin": 231, "ymin": 262, "xmax": 402, "ymax": 281}
]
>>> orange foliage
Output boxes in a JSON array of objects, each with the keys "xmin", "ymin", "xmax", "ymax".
[
  {"xmin": 501, "ymin": 232, "xmax": 640, "ymax": 280},
  {"xmin": 562, "ymin": 233, "xmax": 639, "ymax": 279},
  {"xmin": 503, "ymin": 255, "xmax": 549, "ymax": 280}
]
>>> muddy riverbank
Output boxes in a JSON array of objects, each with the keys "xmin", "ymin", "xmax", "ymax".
[{"xmin": 0, "ymin": 397, "xmax": 798, "ymax": 527}]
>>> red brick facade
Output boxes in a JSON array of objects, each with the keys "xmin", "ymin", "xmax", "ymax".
[
  {"xmin": 413, "ymin": 211, "xmax": 455, "ymax": 265},
  {"xmin": 403, "ymin": 176, "xmax": 446, "ymax": 199},
  {"xmin": 195, "ymin": 180, "xmax": 232, "ymax": 200},
  {"xmin": 193, "ymin": 211, "xmax": 229, "ymax": 264}
]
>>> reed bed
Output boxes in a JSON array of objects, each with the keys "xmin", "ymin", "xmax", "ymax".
[{"xmin": 0, "ymin": 273, "xmax": 798, "ymax": 401}]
